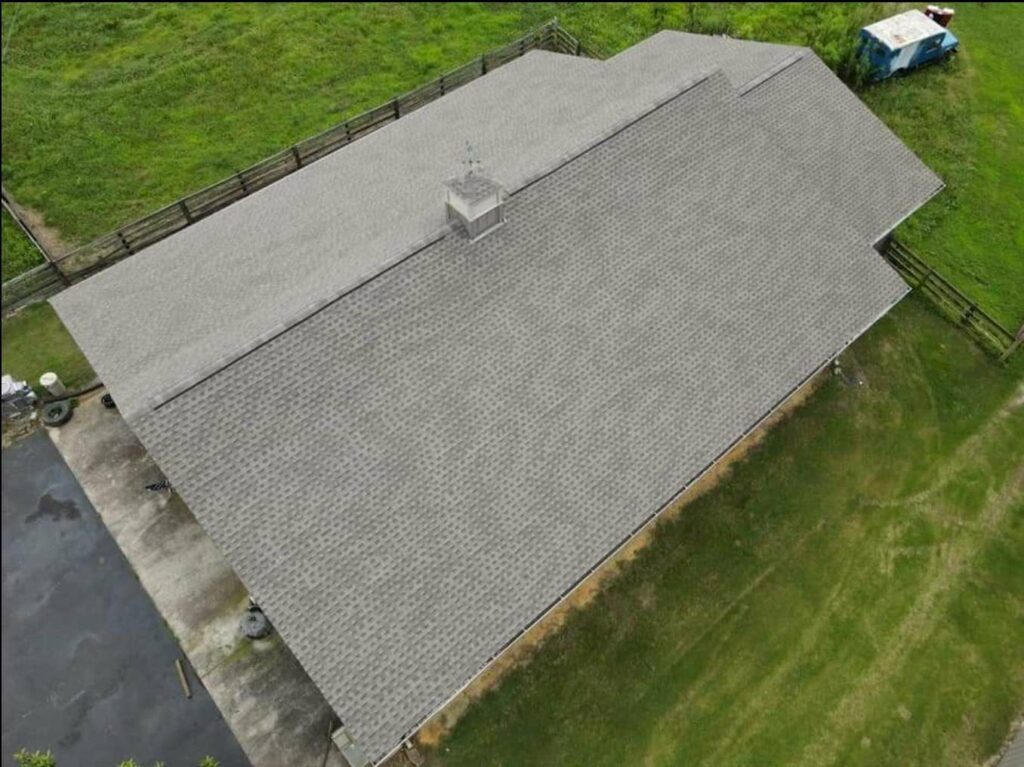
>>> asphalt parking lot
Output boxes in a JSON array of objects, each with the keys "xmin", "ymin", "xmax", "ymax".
[{"xmin": 1, "ymin": 430, "xmax": 249, "ymax": 767}]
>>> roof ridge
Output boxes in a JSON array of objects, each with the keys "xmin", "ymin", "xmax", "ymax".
[
  {"xmin": 737, "ymin": 48, "xmax": 809, "ymax": 95},
  {"xmin": 513, "ymin": 68, "xmax": 715, "ymax": 195},
  {"xmin": 143, "ymin": 68, "xmax": 724, "ymax": 417}
]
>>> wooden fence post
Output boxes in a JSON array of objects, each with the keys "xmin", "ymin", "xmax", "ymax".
[
  {"xmin": 49, "ymin": 259, "xmax": 70, "ymax": 288},
  {"xmin": 1000, "ymin": 326, "xmax": 1024, "ymax": 362}
]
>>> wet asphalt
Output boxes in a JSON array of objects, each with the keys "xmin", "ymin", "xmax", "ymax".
[{"xmin": 2, "ymin": 430, "xmax": 249, "ymax": 767}]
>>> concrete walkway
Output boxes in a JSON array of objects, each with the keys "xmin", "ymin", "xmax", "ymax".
[
  {"xmin": 2, "ymin": 430, "xmax": 248, "ymax": 767},
  {"xmin": 47, "ymin": 395, "xmax": 345, "ymax": 767},
  {"xmin": 994, "ymin": 722, "xmax": 1024, "ymax": 767}
]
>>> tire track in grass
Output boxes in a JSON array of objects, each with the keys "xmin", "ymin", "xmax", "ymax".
[
  {"xmin": 792, "ymin": 385, "xmax": 1024, "ymax": 767},
  {"xmin": 638, "ymin": 513, "xmax": 833, "ymax": 767},
  {"xmin": 693, "ymin": 544, "xmax": 864, "ymax": 766},
  {"xmin": 639, "ymin": 382, "xmax": 1022, "ymax": 767}
]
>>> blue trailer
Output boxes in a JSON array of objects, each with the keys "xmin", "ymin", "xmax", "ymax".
[{"xmin": 860, "ymin": 9, "xmax": 959, "ymax": 80}]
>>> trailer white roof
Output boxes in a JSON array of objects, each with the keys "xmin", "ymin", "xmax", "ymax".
[{"xmin": 863, "ymin": 10, "xmax": 946, "ymax": 50}]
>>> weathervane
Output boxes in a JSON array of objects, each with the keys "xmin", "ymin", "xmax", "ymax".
[{"xmin": 463, "ymin": 141, "xmax": 482, "ymax": 178}]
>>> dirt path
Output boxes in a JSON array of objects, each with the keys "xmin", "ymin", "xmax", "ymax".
[{"xmin": 3, "ymin": 193, "xmax": 74, "ymax": 258}]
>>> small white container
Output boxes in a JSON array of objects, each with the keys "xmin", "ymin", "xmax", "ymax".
[{"xmin": 39, "ymin": 372, "xmax": 66, "ymax": 397}]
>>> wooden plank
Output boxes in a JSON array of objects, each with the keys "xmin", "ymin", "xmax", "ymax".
[
  {"xmin": 174, "ymin": 658, "xmax": 192, "ymax": 699},
  {"xmin": 1000, "ymin": 326, "xmax": 1024, "ymax": 361},
  {"xmin": 1, "ymin": 263, "xmax": 64, "ymax": 312}
]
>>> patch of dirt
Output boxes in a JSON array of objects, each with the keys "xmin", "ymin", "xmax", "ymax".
[
  {"xmin": 1011, "ymin": 382, "xmax": 1024, "ymax": 410},
  {"xmin": 1, "ymin": 413, "xmax": 39, "ymax": 448},
  {"xmin": 415, "ymin": 366, "xmax": 832, "ymax": 750},
  {"xmin": 6, "ymin": 198, "xmax": 74, "ymax": 257}
]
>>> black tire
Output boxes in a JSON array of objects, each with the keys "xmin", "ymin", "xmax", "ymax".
[
  {"xmin": 40, "ymin": 400, "xmax": 73, "ymax": 427},
  {"xmin": 101, "ymin": 393, "xmax": 116, "ymax": 409}
]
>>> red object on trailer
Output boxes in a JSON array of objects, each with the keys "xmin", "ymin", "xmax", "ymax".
[{"xmin": 924, "ymin": 5, "xmax": 956, "ymax": 27}]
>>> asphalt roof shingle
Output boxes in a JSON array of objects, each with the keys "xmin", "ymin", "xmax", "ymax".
[
  {"xmin": 134, "ymin": 71, "xmax": 910, "ymax": 759},
  {"xmin": 50, "ymin": 48, "xmax": 718, "ymax": 420},
  {"xmin": 740, "ymin": 53, "xmax": 943, "ymax": 241}
]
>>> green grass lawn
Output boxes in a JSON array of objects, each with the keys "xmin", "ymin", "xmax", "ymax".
[
  {"xmin": 1, "ymin": 301, "xmax": 94, "ymax": 392},
  {"xmin": 0, "ymin": 4, "xmax": 891, "ymax": 255},
  {"xmin": 430, "ymin": 295, "xmax": 1024, "ymax": 767},
  {"xmin": 1, "ymin": 209, "xmax": 43, "ymax": 281}
]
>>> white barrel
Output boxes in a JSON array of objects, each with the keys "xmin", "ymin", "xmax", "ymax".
[{"xmin": 39, "ymin": 372, "xmax": 66, "ymax": 397}]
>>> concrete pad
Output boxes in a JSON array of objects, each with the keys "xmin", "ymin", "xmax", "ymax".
[{"xmin": 47, "ymin": 395, "xmax": 345, "ymax": 767}]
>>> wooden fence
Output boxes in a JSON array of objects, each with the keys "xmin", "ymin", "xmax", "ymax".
[
  {"xmin": 1, "ymin": 262, "xmax": 65, "ymax": 311},
  {"xmin": 1, "ymin": 185, "xmax": 68, "ymax": 311},
  {"xmin": 881, "ymin": 237, "xmax": 1019, "ymax": 359},
  {"xmin": 2, "ymin": 19, "xmax": 588, "ymax": 311}
]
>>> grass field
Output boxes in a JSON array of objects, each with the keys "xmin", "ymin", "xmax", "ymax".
[
  {"xmin": 429, "ymin": 295, "xmax": 1024, "ymax": 767},
  {"xmin": 1, "ymin": 209, "xmax": 44, "ymax": 280},
  {"xmin": 0, "ymin": 5, "xmax": 1021, "ymax": 765},
  {"xmin": 859, "ymin": 5, "xmax": 1024, "ymax": 330},
  {"xmin": 0, "ymin": 4, "xmax": 881, "ymax": 247}
]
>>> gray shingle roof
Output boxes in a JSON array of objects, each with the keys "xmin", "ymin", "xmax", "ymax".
[
  {"xmin": 740, "ymin": 53, "xmax": 942, "ymax": 241},
  {"xmin": 608, "ymin": 28, "xmax": 799, "ymax": 88},
  {"xmin": 53, "ymin": 32, "xmax": 941, "ymax": 764},
  {"xmin": 51, "ymin": 45, "xmax": 760, "ymax": 422}
]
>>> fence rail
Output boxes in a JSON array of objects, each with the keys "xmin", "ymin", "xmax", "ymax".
[
  {"xmin": 2, "ymin": 19, "xmax": 588, "ymax": 311},
  {"xmin": 1, "ymin": 262, "xmax": 65, "ymax": 311},
  {"xmin": 882, "ymin": 238, "xmax": 1018, "ymax": 359}
]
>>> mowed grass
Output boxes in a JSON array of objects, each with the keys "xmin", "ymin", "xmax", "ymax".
[
  {"xmin": 430, "ymin": 295, "xmax": 1024, "ymax": 767},
  {"xmin": 1, "ymin": 302, "xmax": 94, "ymax": 392},
  {"xmin": 1, "ymin": 209, "xmax": 43, "ymax": 281},
  {"xmin": 1, "ymin": 4, "xmax": 1019, "ymax": 327},
  {"xmin": 0, "ymin": 4, "xmax": 891, "ymax": 251}
]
